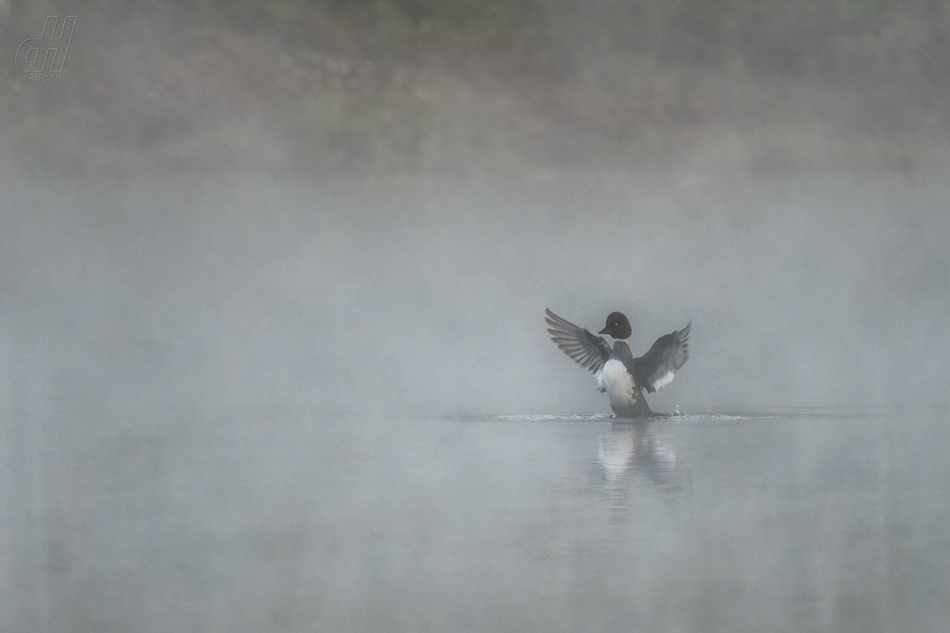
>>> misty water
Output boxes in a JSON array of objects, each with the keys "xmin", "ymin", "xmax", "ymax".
[{"xmin": 3, "ymin": 173, "xmax": 950, "ymax": 632}]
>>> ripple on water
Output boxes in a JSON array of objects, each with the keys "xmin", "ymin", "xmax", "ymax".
[{"xmin": 462, "ymin": 408, "xmax": 867, "ymax": 425}]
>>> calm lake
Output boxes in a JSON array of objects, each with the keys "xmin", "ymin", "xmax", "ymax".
[{"xmin": 5, "ymin": 405, "xmax": 948, "ymax": 632}]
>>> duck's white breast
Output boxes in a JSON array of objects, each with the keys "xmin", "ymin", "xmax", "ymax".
[{"xmin": 602, "ymin": 359, "xmax": 636, "ymax": 407}]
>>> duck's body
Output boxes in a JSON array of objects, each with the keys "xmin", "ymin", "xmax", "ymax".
[
  {"xmin": 545, "ymin": 308, "xmax": 690, "ymax": 418},
  {"xmin": 601, "ymin": 340, "xmax": 650, "ymax": 417}
]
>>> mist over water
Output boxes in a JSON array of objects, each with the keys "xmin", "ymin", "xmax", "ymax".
[
  {"xmin": 4, "ymin": 171, "xmax": 948, "ymax": 417},
  {"xmin": 4, "ymin": 2, "xmax": 950, "ymax": 631},
  {"xmin": 5, "ymin": 170, "xmax": 950, "ymax": 632}
]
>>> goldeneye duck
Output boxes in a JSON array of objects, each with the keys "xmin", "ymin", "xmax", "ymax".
[{"xmin": 545, "ymin": 308, "xmax": 690, "ymax": 418}]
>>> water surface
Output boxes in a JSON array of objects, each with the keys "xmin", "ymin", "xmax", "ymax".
[{"xmin": 5, "ymin": 406, "xmax": 948, "ymax": 632}]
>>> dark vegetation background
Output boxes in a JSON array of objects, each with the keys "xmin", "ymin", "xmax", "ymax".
[{"xmin": 3, "ymin": 0, "xmax": 950, "ymax": 176}]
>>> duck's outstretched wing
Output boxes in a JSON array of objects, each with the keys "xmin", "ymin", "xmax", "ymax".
[
  {"xmin": 545, "ymin": 308, "xmax": 611, "ymax": 376},
  {"xmin": 634, "ymin": 322, "xmax": 691, "ymax": 393}
]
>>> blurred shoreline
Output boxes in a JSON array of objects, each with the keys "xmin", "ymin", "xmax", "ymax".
[{"xmin": 2, "ymin": 1, "xmax": 949, "ymax": 179}]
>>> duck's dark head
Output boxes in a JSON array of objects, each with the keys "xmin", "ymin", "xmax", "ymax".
[{"xmin": 599, "ymin": 311, "xmax": 632, "ymax": 340}]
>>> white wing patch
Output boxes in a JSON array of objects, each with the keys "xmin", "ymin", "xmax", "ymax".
[
  {"xmin": 602, "ymin": 359, "xmax": 636, "ymax": 408},
  {"xmin": 651, "ymin": 370, "xmax": 675, "ymax": 391}
]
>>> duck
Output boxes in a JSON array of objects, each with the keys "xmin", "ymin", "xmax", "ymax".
[{"xmin": 545, "ymin": 308, "xmax": 690, "ymax": 418}]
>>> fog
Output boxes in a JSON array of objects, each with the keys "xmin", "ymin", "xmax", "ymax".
[
  {"xmin": 5, "ymin": 171, "xmax": 949, "ymax": 417},
  {"xmin": 3, "ymin": 1, "xmax": 950, "ymax": 631}
]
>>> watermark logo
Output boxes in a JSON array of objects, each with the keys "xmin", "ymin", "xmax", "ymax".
[{"xmin": 16, "ymin": 15, "xmax": 77, "ymax": 82}]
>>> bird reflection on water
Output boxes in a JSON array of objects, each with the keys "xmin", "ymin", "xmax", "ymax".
[{"xmin": 596, "ymin": 421, "xmax": 685, "ymax": 516}]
